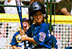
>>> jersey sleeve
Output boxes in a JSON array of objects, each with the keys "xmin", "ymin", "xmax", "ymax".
[
  {"xmin": 10, "ymin": 33, "xmax": 18, "ymax": 46},
  {"xmin": 33, "ymin": 24, "xmax": 48, "ymax": 46}
]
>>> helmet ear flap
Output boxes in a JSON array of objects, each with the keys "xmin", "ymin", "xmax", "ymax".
[
  {"xmin": 29, "ymin": 16, "xmax": 33, "ymax": 24},
  {"xmin": 43, "ymin": 14, "xmax": 48, "ymax": 19},
  {"xmin": 43, "ymin": 14, "xmax": 46, "ymax": 18},
  {"xmin": 30, "ymin": 16, "xmax": 33, "ymax": 21}
]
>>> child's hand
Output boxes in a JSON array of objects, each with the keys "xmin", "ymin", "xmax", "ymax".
[
  {"xmin": 20, "ymin": 29, "xmax": 25, "ymax": 36},
  {"xmin": 17, "ymin": 47, "xmax": 21, "ymax": 49},
  {"xmin": 21, "ymin": 34, "xmax": 28, "ymax": 41}
]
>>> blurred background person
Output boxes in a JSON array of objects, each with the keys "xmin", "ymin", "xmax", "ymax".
[
  {"xmin": 30, "ymin": 0, "xmax": 35, "ymax": 4},
  {"xmin": 46, "ymin": 0, "xmax": 62, "ymax": 15},
  {"xmin": 30, "ymin": 0, "xmax": 44, "ymax": 4},
  {"xmin": 47, "ymin": 0, "xmax": 72, "ymax": 15},
  {"xmin": 55, "ymin": 0, "xmax": 72, "ymax": 15},
  {"xmin": 4, "ymin": 0, "xmax": 28, "ymax": 15}
]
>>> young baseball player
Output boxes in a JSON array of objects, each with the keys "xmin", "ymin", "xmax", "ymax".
[
  {"xmin": 21, "ymin": 2, "xmax": 57, "ymax": 49},
  {"xmin": 10, "ymin": 18, "xmax": 31, "ymax": 49}
]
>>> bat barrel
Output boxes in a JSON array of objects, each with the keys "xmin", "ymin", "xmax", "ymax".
[{"xmin": 17, "ymin": 6, "xmax": 23, "ymax": 29}]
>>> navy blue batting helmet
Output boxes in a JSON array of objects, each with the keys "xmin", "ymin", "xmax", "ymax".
[{"xmin": 29, "ymin": 2, "xmax": 47, "ymax": 22}]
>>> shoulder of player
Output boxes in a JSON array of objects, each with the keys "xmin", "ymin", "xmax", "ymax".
[
  {"xmin": 29, "ymin": 24, "xmax": 35, "ymax": 29},
  {"xmin": 41, "ymin": 22, "xmax": 48, "ymax": 27},
  {"xmin": 14, "ymin": 31, "xmax": 20, "ymax": 36}
]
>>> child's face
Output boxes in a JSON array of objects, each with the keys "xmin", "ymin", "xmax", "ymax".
[
  {"xmin": 22, "ymin": 21, "xmax": 29, "ymax": 29},
  {"xmin": 33, "ymin": 11, "xmax": 44, "ymax": 24}
]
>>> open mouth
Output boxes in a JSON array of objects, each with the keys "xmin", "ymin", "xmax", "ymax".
[{"xmin": 23, "ymin": 24, "xmax": 27, "ymax": 28}]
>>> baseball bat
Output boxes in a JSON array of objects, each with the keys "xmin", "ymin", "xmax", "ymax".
[{"xmin": 15, "ymin": 0, "xmax": 26, "ymax": 47}]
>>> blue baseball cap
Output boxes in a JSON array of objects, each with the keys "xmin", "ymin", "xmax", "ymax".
[
  {"xmin": 22, "ymin": 18, "xmax": 31, "ymax": 25},
  {"xmin": 22, "ymin": 18, "xmax": 28, "ymax": 22}
]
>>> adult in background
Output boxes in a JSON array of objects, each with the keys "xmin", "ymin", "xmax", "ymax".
[
  {"xmin": 4, "ymin": 0, "xmax": 28, "ymax": 14},
  {"xmin": 56, "ymin": 0, "xmax": 71, "ymax": 15}
]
